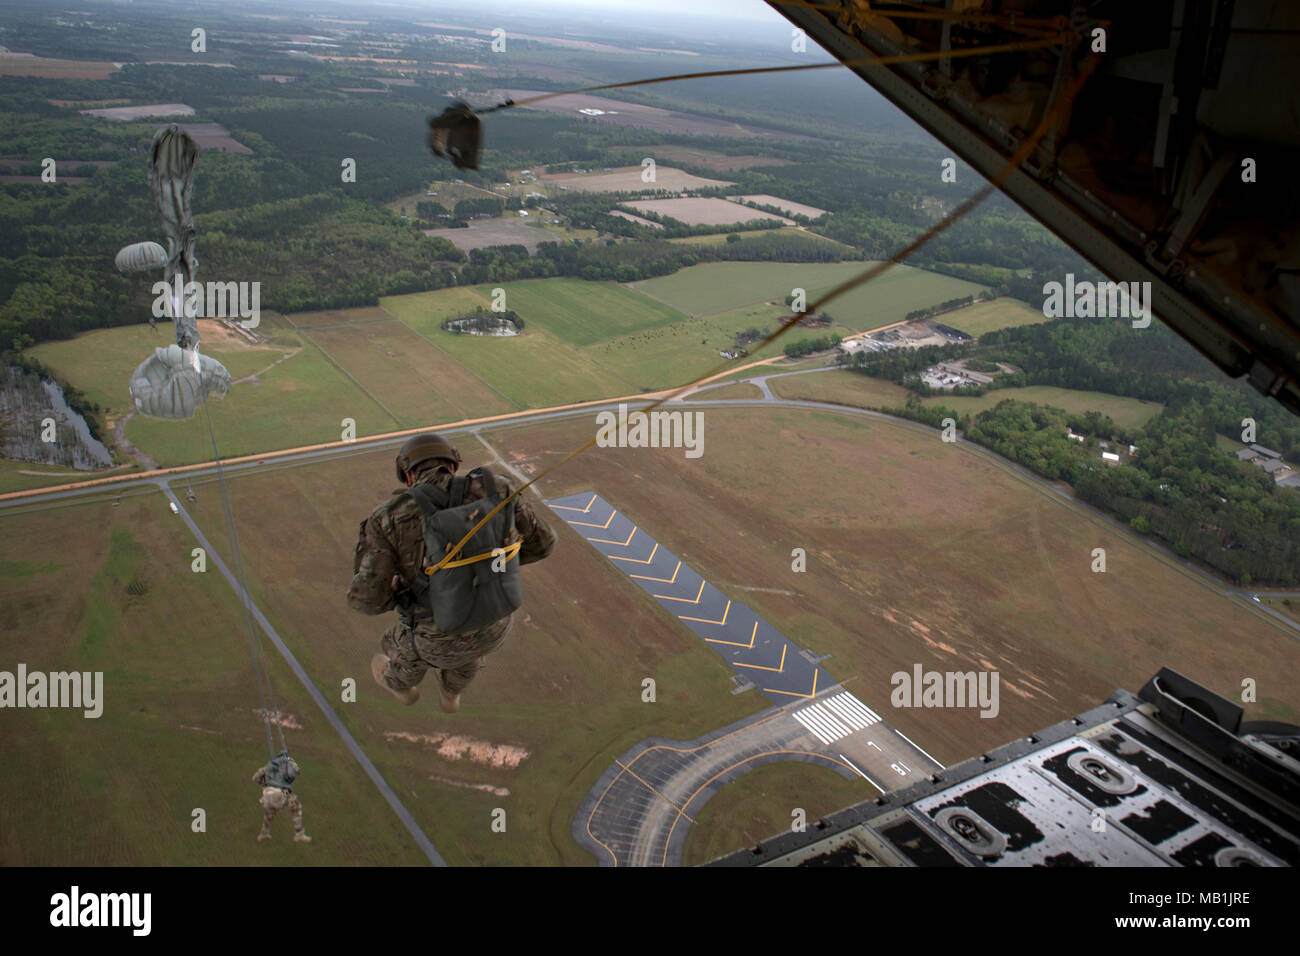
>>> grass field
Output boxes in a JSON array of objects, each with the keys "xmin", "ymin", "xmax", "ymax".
[
  {"xmin": 488, "ymin": 278, "xmax": 689, "ymax": 346},
  {"xmin": 690, "ymin": 382, "xmax": 763, "ymax": 400},
  {"xmin": 630, "ymin": 262, "xmax": 988, "ymax": 329},
  {"xmin": 6, "ymin": 402, "xmax": 1297, "ymax": 863},
  {"xmin": 0, "ymin": 460, "xmax": 138, "ymax": 496},
  {"xmin": 170, "ymin": 440, "xmax": 763, "ymax": 865},
  {"xmin": 667, "ymin": 227, "xmax": 795, "ymax": 245},
  {"xmin": 937, "ymin": 297, "xmax": 1051, "ymax": 337},
  {"xmin": 24, "ymin": 318, "xmax": 400, "ymax": 467},
  {"xmin": 923, "ymin": 386, "xmax": 1164, "ymax": 428},
  {"xmin": 124, "ymin": 340, "xmax": 399, "ymax": 466},
  {"xmin": 682, "ymin": 761, "xmax": 867, "ymax": 865},
  {"xmin": 27, "ymin": 321, "xmax": 291, "ymax": 419},
  {"xmin": 769, "ymin": 369, "xmax": 912, "ymax": 409},
  {"xmin": 382, "ymin": 286, "xmax": 638, "ymax": 407},
  {"xmin": 588, "ymin": 301, "xmax": 841, "ymax": 390},
  {"xmin": 295, "ymin": 317, "xmax": 516, "ymax": 425},
  {"xmin": 1258, "ymin": 596, "xmax": 1300, "ymax": 628},
  {"xmin": 0, "ymin": 491, "xmax": 430, "ymax": 865}
]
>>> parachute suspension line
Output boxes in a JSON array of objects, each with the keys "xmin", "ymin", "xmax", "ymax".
[
  {"xmin": 199, "ymin": 390, "xmax": 287, "ymax": 757},
  {"xmin": 430, "ymin": 50, "xmax": 1101, "ymax": 572},
  {"xmin": 473, "ymin": 35, "xmax": 1067, "ymax": 115}
]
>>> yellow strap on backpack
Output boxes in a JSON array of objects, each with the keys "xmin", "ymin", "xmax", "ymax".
[{"xmin": 424, "ymin": 537, "xmax": 521, "ymax": 575}]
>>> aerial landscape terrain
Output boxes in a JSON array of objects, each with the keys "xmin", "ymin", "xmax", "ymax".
[{"xmin": 1, "ymin": 0, "xmax": 1297, "ymax": 886}]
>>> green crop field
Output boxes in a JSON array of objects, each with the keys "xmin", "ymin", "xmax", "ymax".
[
  {"xmin": 937, "ymin": 297, "xmax": 1051, "ymax": 337},
  {"xmin": 297, "ymin": 318, "xmax": 517, "ymax": 425},
  {"xmin": 923, "ymin": 386, "xmax": 1164, "ymax": 428},
  {"xmin": 588, "ymin": 306, "xmax": 841, "ymax": 391},
  {"xmin": 485, "ymin": 278, "xmax": 688, "ymax": 347},
  {"xmin": 386, "ymin": 290, "xmax": 637, "ymax": 408},
  {"xmin": 630, "ymin": 262, "xmax": 988, "ymax": 329}
]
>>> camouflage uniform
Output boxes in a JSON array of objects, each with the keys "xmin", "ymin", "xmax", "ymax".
[
  {"xmin": 348, "ymin": 462, "xmax": 557, "ymax": 697},
  {"xmin": 253, "ymin": 759, "xmax": 307, "ymax": 841}
]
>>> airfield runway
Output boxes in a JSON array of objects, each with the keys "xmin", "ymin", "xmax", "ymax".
[{"xmin": 549, "ymin": 489, "xmax": 945, "ymax": 865}]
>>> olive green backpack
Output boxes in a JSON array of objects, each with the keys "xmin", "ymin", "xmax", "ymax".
[{"xmin": 406, "ymin": 468, "xmax": 522, "ymax": 633}]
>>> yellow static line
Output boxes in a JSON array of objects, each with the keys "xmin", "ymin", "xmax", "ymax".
[
  {"xmin": 763, "ymin": 668, "xmax": 819, "ymax": 699},
  {"xmin": 551, "ymin": 493, "xmax": 597, "ymax": 513},
  {"xmin": 608, "ymin": 541, "xmax": 658, "ymax": 565},
  {"xmin": 734, "ymin": 644, "xmax": 787, "ymax": 674},
  {"xmin": 704, "ymin": 621, "xmax": 757, "ymax": 649},
  {"xmin": 589, "ymin": 524, "xmax": 636, "ymax": 547},
  {"xmin": 630, "ymin": 560, "xmax": 680, "ymax": 584},
  {"xmin": 569, "ymin": 509, "xmax": 617, "ymax": 529},
  {"xmin": 654, "ymin": 579, "xmax": 706, "ymax": 604},
  {"xmin": 680, "ymin": 600, "xmax": 730, "ymax": 626}
]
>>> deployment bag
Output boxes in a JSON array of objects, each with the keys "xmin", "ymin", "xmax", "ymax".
[{"xmin": 406, "ymin": 468, "xmax": 522, "ymax": 633}]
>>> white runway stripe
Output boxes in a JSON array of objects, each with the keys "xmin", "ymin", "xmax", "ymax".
[
  {"xmin": 795, "ymin": 706, "xmax": 843, "ymax": 742},
  {"xmin": 795, "ymin": 705, "xmax": 844, "ymax": 743},
  {"xmin": 829, "ymin": 691, "xmax": 880, "ymax": 726},
  {"xmin": 824, "ymin": 694, "xmax": 873, "ymax": 729},
  {"xmin": 793, "ymin": 702, "xmax": 855, "ymax": 744},
  {"xmin": 793, "ymin": 710, "xmax": 835, "ymax": 744}
]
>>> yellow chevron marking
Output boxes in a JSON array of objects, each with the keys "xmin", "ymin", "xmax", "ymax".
[
  {"xmin": 704, "ymin": 621, "xmax": 757, "ymax": 649},
  {"xmin": 570, "ymin": 509, "xmax": 616, "ymax": 530},
  {"xmin": 763, "ymin": 668, "xmax": 819, "ymax": 699},
  {"xmin": 608, "ymin": 541, "xmax": 658, "ymax": 565},
  {"xmin": 589, "ymin": 524, "xmax": 636, "ymax": 547},
  {"xmin": 679, "ymin": 600, "xmax": 730, "ymax": 626},
  {"xmin": 552, "ymin": 494, "xmax": 597, "ymax": 513},
  {"xmin": 630, "ymin": 560, "xmax": 680, "ymax": 584},
  {"xmin": 654, "ymin": 579, "xmax": 705, "ymax": 604},
  {"xmin": 735, "ymin": 644, "xmax": 787, "ymax": 673}
]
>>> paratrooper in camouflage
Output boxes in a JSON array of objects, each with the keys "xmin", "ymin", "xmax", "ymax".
[
  {"xmin": 348, "ymin": 432, "xmax": 556, "ymax": 713},
  {"xmin": 253, "ymin": 754, "xmax": 311, "ymax": 843}
]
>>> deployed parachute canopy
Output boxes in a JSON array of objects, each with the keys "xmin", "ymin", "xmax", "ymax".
[
  {"xmin": 114, "ymin": 241, "xmax": 168, "ymax": 275},
  {"xmin": 129, "ymin": 344, "xmax": 230, "ymax": 420}
]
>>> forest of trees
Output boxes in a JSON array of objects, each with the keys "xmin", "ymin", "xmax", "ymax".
[{"xmin": 784, "ymin": 333, "xmax": 842, "ymax": 358}]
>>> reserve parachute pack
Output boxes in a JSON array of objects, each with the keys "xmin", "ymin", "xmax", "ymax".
[{"xmin": 406, "ymin": 467, "xmax": 523, "ymax": 633}]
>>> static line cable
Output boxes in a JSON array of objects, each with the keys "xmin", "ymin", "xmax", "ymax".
[
  {"xmin": 473, "ymin": 36, "xmax": 1066, "ymax": 115},
  {"xmin": 200, "ymin": 390, "xmax": 287, "ymax": 757},
  {"xmin": 424, "ymin": 50, "xmax": 1100, "ymax": 578}
]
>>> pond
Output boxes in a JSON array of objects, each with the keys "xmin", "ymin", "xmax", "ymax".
[{"xmin": 0, "ymin": 365, "xmax": 115, "ymax": 469}]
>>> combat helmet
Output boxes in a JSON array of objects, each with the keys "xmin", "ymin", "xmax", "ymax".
[{"xmin": 395, "ymin": 432, "xmax": 462, "ymax": 482}]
